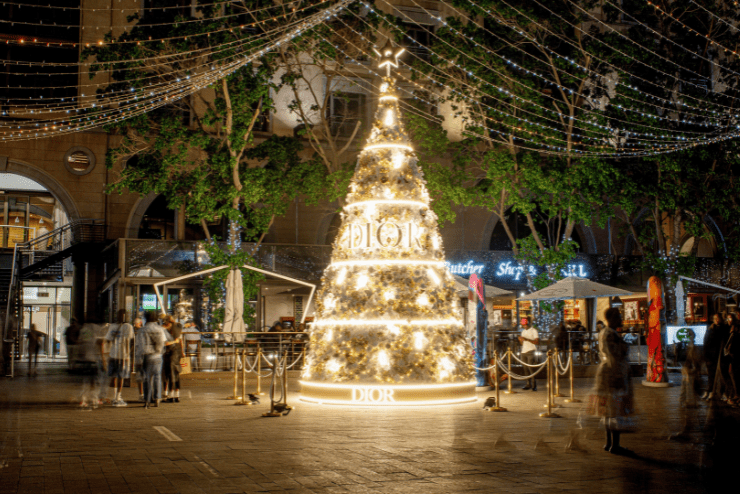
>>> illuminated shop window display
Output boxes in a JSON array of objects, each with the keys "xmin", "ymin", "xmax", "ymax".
[{"xmin": 300, "ymin": 46, "xmax": 475, "ymax": 406}]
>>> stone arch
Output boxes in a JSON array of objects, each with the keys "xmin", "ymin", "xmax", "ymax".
[
  {"xmin": 125, "ymin": 191, "xmax": 158, "ymax": 238},
  {"xmin": 574, "ymin": 223, "xmax": 598, "ymax": 254},
  {"xmin": 485, "ymin": 205, "xmax": 595, "ymax": 253},
  {"xmin": 479, "ymin": 213, "xmax": 500, "ymax": 251},
  {"xmin": 314, "ymin": 202, "xmax": 342, "ymax": 245},
  {"xmin": 3, "ymin": 158, "xmax": 80, "ymax": 221}
]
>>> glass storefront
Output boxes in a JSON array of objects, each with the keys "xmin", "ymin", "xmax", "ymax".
[{"xmin": 21, "ymin": 286, "xmax": 72, "ymax": 359}]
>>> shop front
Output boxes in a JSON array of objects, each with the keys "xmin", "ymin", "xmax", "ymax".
[{"xmin": 21, "ymin": 284, "xmax": 72, "ymax": 360}]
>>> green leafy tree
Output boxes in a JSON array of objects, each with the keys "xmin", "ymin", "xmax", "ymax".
[{"xmin": 86, "ymin": 1, "xmax": 338, "ymax": 328}]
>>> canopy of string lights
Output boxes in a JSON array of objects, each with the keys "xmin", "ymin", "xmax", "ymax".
[{"xmin": 1, "ymin": 0, "xmax": 739, "ymax": 159}]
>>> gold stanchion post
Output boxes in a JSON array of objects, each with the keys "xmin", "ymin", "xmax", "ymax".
[
  {"xmin": 540, "ymin": 350, "xmax": 562, "ymax": 418},
  {"xmin": 227, "ymin": 344, "xmax": 240, "ymax": 400},
  {"xmin": 554, "ymin": 351, "xmax": 565, "ymax": 398},
  {"xmin": 256, "ymin": 347, "xmax": 264, "ymax": 396},
  {"xmin": 282, "ymin": 350, "xmax": 292, "ymax": 410},
  {"xmin": 489, "ymin": 351, "xmax": 507, "ymax": 412},
  {"xmin": 564, "ymin": 348, "xmax": 581, "ymax": 403},
  {"xmin": 504, "ymin": 347, "xmax": 516, "ymax": 394}
]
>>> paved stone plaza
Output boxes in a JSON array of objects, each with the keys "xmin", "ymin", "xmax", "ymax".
[{"xmin": 0, "ymin": 367, "xmax": 736, "ymax": 494}]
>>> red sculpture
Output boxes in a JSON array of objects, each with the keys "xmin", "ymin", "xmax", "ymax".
[{"xmin": 646, "ymin": 276, "xmax": 668, "ymax": 383}]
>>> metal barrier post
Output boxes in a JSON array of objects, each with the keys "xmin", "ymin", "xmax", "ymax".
[
  {"xmin": 554, "ymin": 351, "xmax": 565, "ymax": 397},
  {"xmin": 227, "ymin": 343, "xmax": 240, "ymax": 400},
  {"xmin": 256, "ymin": 347, "xmax": 264, "ymax": 395},
  {"xmin": 241, "ymin": 348, "xmax": 247, "ymax": 404},
  {"xmin": 489, "ymin": 351, "xmax": 507, "ymax": 412},
  {"xmin": 504, "ymin": 347, "xmax": 516, "ymax": 394},
  {"xmin": 564, "ymin": 348, "xmax": 581, "ymax": 403},
  {"xmin": 282, "ymin": 350, "xmax": 291, "ymax": 409},
  {"xmin": 540, "ymin": 350, "xmax": 561, "ymax": 418}
]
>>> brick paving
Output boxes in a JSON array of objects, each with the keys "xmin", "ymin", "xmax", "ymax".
[{"xmin": 0, "ymin": 366, "xmax": 737, "ymax": 493}]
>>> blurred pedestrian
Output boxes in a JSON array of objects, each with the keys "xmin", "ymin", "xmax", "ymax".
[
  {"xmin": 77, "ymin": 320, "xmax": 106, "ymax": 409},
  {"xmin": 27, "ymin": 324, "xmax": 44, "ymax": 377},
  {"xmin": 132, "ymin": 317, "xmax": 145, "ymax": 401},
  {"xmin": 518, "ymin": 320, "xmax": 539, "ymax": 391},
  {"xmin": 161, "ymin": 315, "xmax": 183, "ymax": 403},
  {"xmin": 671, "ymin": 329, "xmax": 701, "ymax": 440},
  {"xmin": 135, "ymin": 311, "xmax": 166, "ymax": 409},
  {"xmin": 721, "ymin": 313, "xmax": 739, "ymax": 406},
  {"xmin": 105, "ymin": 310, "xmax": 134, "ymax": 407},
  {"xmin": 703, "ymin": 314, "xmax": 728, "ymax": 400},
  {"xmin": 587, "ymin": 307, "xmax": 636, "ymax": 455},
  {"xmin": 64, "ymin": 318, "xmax": 81, "ymax": 370},
  {"xmin": 182, "ymin": 320, "xmax": 201, "ymax": 371}
]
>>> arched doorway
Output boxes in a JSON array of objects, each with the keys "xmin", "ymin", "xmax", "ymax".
[
  {"xmin": 0, "ymin": 172, "xmax": 71, "ymax": 247},
  {"xmin": 488, "ymin": 209, "xmax": 585, "ymax": 252},
  {"xmin": 127, "ymin": 193, "xmax": 214, "ymax": 240},
  {"xmin": 0, "ymin": 168, "xmax": 74, "ymax": 362}
]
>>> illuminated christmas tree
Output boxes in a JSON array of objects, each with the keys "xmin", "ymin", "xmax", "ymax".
[{"xmin": 300, "ymin": 43, "xmax": 475, "ymax": 406}]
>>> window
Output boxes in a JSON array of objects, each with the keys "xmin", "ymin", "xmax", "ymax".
[
  {"xmin": 63, "ymin": 147, "xmax": 96, "ymax": 176},
  {"xmin": 395, "ymin": 7, "xmax": 440, "ymax": 62},
  {"xmin": 328, "ymin": 92, "xmax": 368, "ymax": 138},
  {"xmin": 252, "ymin": 101, "xmax": 270, "ymax": 133}
]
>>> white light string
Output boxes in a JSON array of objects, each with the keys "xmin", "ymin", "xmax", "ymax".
[
  {"xmin": 331, "ymin": 11, "xmax": 733, "ymax": 153},
  {"xmin": 0, "ymin": 0, "xmax": 355, "ymax": 141},
  {"xmin": 466, "ymin": 0, "xmax": 739, "ymax": 117},
  {"xmin": 379, "ymin": 0, "xmax": 729, "ymax": 141},
  {"xmin": 534, "ymin": 0, "xmax": 740, "ymax": 110},
  {"xmin": 0, "ymin": 17, "xmax": 303, "ymax": 111},
  {"xmin": 424, "ymin": 0, "xmax": 730, "ymax": 125},
  {"xmin": 0, "ymin": 0, "xmax": 330, "ymax": 48},
  {"xmin": 317, "ymin": 27, "xmax": 739, "ymax": 157}
]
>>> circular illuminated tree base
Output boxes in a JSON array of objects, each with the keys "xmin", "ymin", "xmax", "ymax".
[{"xmin": 300, "ymin": 381, "xmax": 476, "ymax": 406}]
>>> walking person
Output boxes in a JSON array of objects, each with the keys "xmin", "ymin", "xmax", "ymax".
[
  {"xmin": 105, "ymin": 310, "xmax": 134, "ymax": 407},
  {"xmin": 64, "ymin": 318, "xmax": 81, "ymax": 370},
  {"xmin": 27, "ymin": 324, "xmax": 44, "ymax": 377},
  {"xmin": 131, "ymin": 317, "xmax": 145, "ymax": 401},
  {"xmin": 518, "ymin": 320, "xmax": 539, "ymax": 391},
  {"xmin": 671, "ymin": 329, "xmax": 702, "ymax": 440},
  {"xmin": 703, "ymin": 314, "xmax": 728, "ymax": 400},
  {"xmin": 161, "ymin": 315, "xmax": 183, "ymax": 403},
  {"xmin": 77, "ymin": 320, "xmax": 107, "ymax": 409},
  {"xmin": 721, "ymin": 314, "xmax": 740, "ymax": 406},
  {"xmin": 135, "ymin": 311, "xmax": 166, "ymax": 409},
  {"xmin": 587, "ymin": 307, "xmax": 636, "ymax": 455}
]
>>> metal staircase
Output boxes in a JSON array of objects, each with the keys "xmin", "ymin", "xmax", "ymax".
[{"xmin": 2, "ymin": 219, "xmax": 106, "ymax": 370}]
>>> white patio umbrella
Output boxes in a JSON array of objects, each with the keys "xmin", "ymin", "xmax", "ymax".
[
  {"xmin": 222, "ymin": 268, "xmax": 245, "ymax": 342},
  {"xmin": 517, "ymin": 277, "xmax": 632, "ymax": 302},
  {"xmin": 517, "ymin": 277, "xmax": 632, "ymax": 333}
]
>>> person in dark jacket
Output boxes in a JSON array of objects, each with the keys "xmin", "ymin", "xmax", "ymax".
[
  {"xmin": 162, "ymin": 315, "xmax": 183, "ymax": 403},
  {"xmin": 703, "ymin": 314, "xmax": 728, "ymax": 400}
]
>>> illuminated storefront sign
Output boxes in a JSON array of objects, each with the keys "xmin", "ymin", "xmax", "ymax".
[
  {"xmin": 444, "ymin": 254, "xmax": 602, "ymax": 288},
  {"xmin": 445, "ymin": 261, "xmax": 485, "ymax": 275}
]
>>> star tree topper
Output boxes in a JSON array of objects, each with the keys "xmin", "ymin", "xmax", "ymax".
[{"xmin": 374, "ymin": 40, "xmax": 405, "ymax": 76}]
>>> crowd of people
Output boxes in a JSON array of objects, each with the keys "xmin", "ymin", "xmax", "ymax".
[
  {"xmin": 704, "ymin": 311, "xmax": 740, "ymax": 407},
  {"xmin": 63, "ymin": 310, "xmax": 189, "ymax": 409}
]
